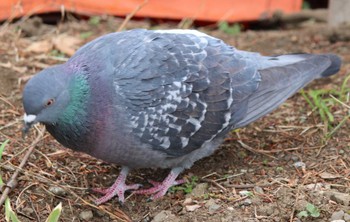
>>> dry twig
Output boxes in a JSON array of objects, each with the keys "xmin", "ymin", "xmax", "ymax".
[
  {"xmin": 117, "ymin": 0, "xmax": 149, "ymax": 32},
  {"xmin": 0, "ymin": 127, "xmax": 45, "ymax": 207}
]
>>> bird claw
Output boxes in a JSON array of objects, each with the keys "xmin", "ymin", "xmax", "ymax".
[
  {"xmin": 134, "ymin": 178, "xmax": 185, "ymax": 200},
  {"xmin": 92, "ymin": 167, "xmax": 143, "ymax": 205},
  {"xmin": 93, "ymin": 183, "xmax": 142, "ymax": 205}
]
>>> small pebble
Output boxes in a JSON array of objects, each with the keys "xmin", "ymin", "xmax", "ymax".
[
  {"xmin": 190, "ymin": 183, "xmax": 208, "ymax": 198},
  {"xmin": 22, "ymin": 207, "xmax": 34, "ymax": 215},
  {"xmin": 48, "ymin": 186, "xmax": 66, "ymax": 196},
  {"xmin": 293, "ymin": 161, "xmax": 306, "ymax": 168},
  {"xmin": 185, "ymin": 204, "xmax": 201, "ymax": 212},
  {"xmin": 208, "ymin": 204, "xmax": 220, "ymax": 213},
  {"xmin": 344, "ymin": 213, "xmax": 350, "ymax": 222},
  {"xmin": 239, "ymin": 190, "xmax": 251, "ymax": 197},
  {"xmin": 205, "ymin": 198, "xmax": 216, "ymax": 208},
  {"xmin": 152, "ymin": 210, "xmax": 178, "ymax": 222},
  {"xmin": 242, "ymin": 198, "xmax": 252, "ymax": 206},
  {"xmin": 183, "ymin": 197, "xmax": 192, "ymax": 205},
  {"xmin": 79, "ymin": 210, "xmax": 93, "ymax": 221},
  {"xmin": 254, "ymin": 186, "xmax": 264, "ymax": 194},
  {"xmin": 227, "ymin": 206, "xmax": 234, "ymax": 211},
  {"xmin": 331, "ymin": 210, "xmax": 345, "ymax": 221},
  {"xmin": 330, "ymin": 192, "xmax": 350, "ymax": 206}
]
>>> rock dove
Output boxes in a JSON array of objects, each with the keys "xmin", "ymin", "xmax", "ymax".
[{"xmin": 22, "ymin": 29, "xmax": 341, "ymax": 204}]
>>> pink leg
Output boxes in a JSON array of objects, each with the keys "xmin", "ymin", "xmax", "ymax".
[
  {"xmin": 92, "ymin": 166, "xmax": 141, "ymax": 205},
  {"xmin": 134, "ymin": 167, "xmax": 184, "ymax": 200}
]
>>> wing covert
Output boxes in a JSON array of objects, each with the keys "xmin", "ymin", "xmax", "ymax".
[{"xmin": 112, "ymin": 30, "xmax": 260, "ymax": 157}]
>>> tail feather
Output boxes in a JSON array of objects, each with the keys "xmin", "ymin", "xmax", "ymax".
[
  {"xmin": 234, "ymin": 54, "xmax": 341, "ymax": 129},
  {"xmin": 319, "ymin": 54, "xmax": 341, "ymax": 77}
]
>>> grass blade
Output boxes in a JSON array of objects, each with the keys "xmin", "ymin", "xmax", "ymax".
[
  {"xmin": 0, "ymin": 139, "xmax": 9, "ymax": 161},
  {"xmin": 5, "ymin": 198, "xmax": 20, "ymax": 222},
  {"xmin": 45, "ymin": 202, "xmax": 62, "ymax": 222}
]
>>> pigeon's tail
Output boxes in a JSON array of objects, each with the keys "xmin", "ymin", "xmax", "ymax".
[
  {"xmin": 234, "ymin": 53, "xmax": 341, "ymax": 129},
  {"xmin": 318, "ymin": 54, "xmax": 342, "ymax": 77}
]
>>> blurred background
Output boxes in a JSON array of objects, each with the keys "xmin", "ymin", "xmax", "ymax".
[{"xmin": 0, "ymin": 0, "xmax": 348, "ymax": 29}]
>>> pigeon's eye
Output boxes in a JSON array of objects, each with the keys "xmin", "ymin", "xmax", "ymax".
[{"xmin": 45, "ymin": 99, "xmax": 55, "ymax": 107}]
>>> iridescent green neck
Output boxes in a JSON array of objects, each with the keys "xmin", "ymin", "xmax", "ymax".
[{"xmin": 60, "ymin": 74, "xmax": 90, "ymax": 124}]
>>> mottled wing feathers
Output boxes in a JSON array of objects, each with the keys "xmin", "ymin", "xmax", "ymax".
[{"xmin": 112, "ymin": 30, "xmax": 260, "ymax": 157}]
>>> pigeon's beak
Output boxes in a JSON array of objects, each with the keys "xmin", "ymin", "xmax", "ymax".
[{"xmin": 22, "ymin": 113, "xmax": 37, "ymax": 138}]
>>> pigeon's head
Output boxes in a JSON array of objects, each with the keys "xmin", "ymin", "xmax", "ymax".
[{"xmin": 22, "ymin": 65, "xmax": 72, "ymax": 135}]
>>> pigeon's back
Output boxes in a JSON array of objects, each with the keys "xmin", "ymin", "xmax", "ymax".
[{"xmin": 65, "ymin": 29, "xmax": 340, "ymax": 169}]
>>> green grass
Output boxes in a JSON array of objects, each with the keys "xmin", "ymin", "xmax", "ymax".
[
  {"xmin": 170, "ymin": 176, "xmax": 198, "ymax": 194},
  {"xmin": 297, "ymin": 203, "xmax": 320, "ymax": 218},
  {"xmin": 301, "ymin": 74, "xmax": 350, "ymax": 139},
  {"xmin": 0, "ymin": 140, "xmax": 9, "ymax": 186},
  {"xmin": 218, "ymin": 21, "xmax": 241, "ymax": 35},
  {"xmin": 88, "ymin": 16, "xmax": 101, "ymax": 26},
  {"xmin": 1, "ymin": 140, "xmax": 62, "ymax": 221},
  {"xmin": 80, "ymin": 31, "xmax": 93, "ymax": 39}
]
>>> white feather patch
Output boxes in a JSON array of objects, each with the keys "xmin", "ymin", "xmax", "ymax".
[{"xmin": 23, "ymin": 113, "xmax": 36, "ymax": 123}]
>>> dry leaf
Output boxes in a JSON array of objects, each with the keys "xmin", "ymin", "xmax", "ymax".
[
  {"xmin": 25, "ymin": 40, "xmax": 53, "ymax": 53},
  {"xmin": 319, "ymin": 172, "xmax": 341, "ymax": 180},
  {"xmin": 52, "ymin": 34, "xmax": 82, "ymax": 56},
  {"xmin": 185, "ymin": 204, "xmax": 201, "ymax": 212}
]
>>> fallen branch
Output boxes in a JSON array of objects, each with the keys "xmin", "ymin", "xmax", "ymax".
[{"xmin": 0, "ymin": 127, "xmax": 45, "ymax": 207}]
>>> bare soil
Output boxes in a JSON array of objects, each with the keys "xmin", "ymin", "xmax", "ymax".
[{"xmin": 0, "ymin": 16, "xmax": 349, "ymax": 222}]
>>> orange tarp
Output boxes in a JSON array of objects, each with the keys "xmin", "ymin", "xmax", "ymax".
[{"xmin": 1, "ymin": 0, "xmax": 302, "ymax": 22}]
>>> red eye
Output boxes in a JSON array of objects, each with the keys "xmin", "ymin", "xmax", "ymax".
[{"xmin": 45, "ymin": 99, "xmax": 54, "ymax": 107}]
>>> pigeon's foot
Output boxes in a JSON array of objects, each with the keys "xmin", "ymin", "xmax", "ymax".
[
  {"xmin": 93, "ymin": 167, "xmax": 141, "ymax": 205},
  {"xmin": 134, "ymin": 167, "xmax": 184, "ymax": 200}
]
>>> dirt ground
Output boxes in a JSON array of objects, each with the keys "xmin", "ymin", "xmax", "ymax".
[{"xmin": 0, "ymin": 16, "xmax": 349, "ymax": 222}]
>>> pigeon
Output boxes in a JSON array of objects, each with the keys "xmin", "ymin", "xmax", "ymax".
[{"xmin": 22, "ymin": 29, "xmax": 341, "ymax": 204}]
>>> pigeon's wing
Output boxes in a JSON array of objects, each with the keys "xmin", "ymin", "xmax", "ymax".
[{"xmin": 112, "ymin": 30, "xmax": 260, "ymax": 157}]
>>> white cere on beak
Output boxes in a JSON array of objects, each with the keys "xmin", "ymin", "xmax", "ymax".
[{"xmin": 24, "ymin": 113, "xmax": 37, "ymax": 123}]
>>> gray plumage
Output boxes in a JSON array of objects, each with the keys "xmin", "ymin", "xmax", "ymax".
[{"xmin": 22, "ymin": 29, "xmax": 341, "ymax": 202}]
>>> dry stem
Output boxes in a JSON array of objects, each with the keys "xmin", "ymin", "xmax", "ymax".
[{"xmin": 0, "ymin": 127, "xmax": 45, "ymax": 207}]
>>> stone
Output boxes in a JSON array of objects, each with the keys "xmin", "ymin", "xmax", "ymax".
[
  {"xmin": 239, "ymin": 190, "xmax": 252, "ymax": 197},
  {"xmin": 190, "ymin": 183, "xmax": 208, "ymax": 198},
  {"xmin": 205, "ymin": 198, "xmax": 216, "ymax": 207},
  {"xmin": 183, "ymin": 197, "xmax": 192, "ymax": 205},
  {"xmin": 205, "ymin": 199, "xmax": 220, "ymax": 213},
  {"xmin": 331, "ymin": 210, "xmax": 345, "ymax": 221},
  {"xmin": 48, "ymin": 186, "xmax": 66, "ymax": 196},
  {"xmin": 79, "ymin": 210, "xmax": 93, "ymax": 221},
  {"xmin": 185, "ymin": 204, "xmax": 201, "ymax": 212},
  {"xmin": 242, "ymin": 198, "xmax": 252, "ymax": 206},
  {"xmin": 152, "ymin": 210, "xmax": 179, "ymax": 222},
  {"xmin": 344, "ymin": 213, "xmax": 350, "ymax": 222},
  {"xmin": 330, "ymin": 192, "xmax": 350, "ymax": 206},
  {"xmin": 22, "ymin": 207, "xmax": 34, "ymax": 215},
  {"xmin": 254, "ymin": 186, "xmax": 264, "ymax": 194},
  {"xmin": 208, "ymin": 204, "xmax": 221, "ymax": 213},
  {"xmin": 304, "ymin": 183, "xmax": 324, "ymax": 191}
]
